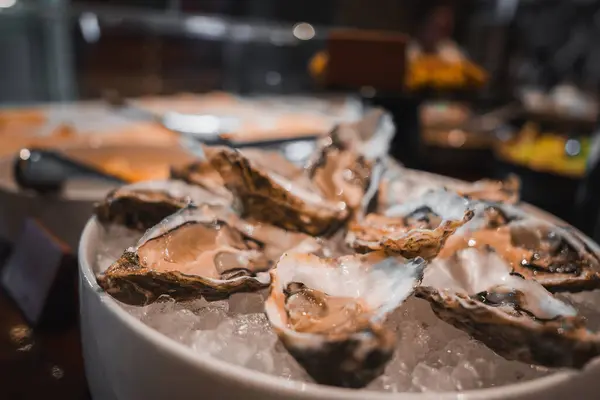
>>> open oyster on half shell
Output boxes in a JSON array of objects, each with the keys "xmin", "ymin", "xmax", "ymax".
[
  {"xmin": 416, "ymin": 247, "xmax": 600, "ymax": 368},
  {"xmin": 441, "ymin": 206, "xmax": 600, "ymax": 292},
  {"xmin": 97, "ymin": 206, "xmax": 271, "ymax": 306},
  {"xmin": 347, "ymin": 189, "xmax": 474, "ymax": 260},
  {"xmin": 207, "ymin": 146, "xmax": 349, "ymax": 236},
  {"xmin": 94, "ymin": 180, "xmax": 231, "ymax": 231},
  {"xmin": 265, "ymin": 251, "xmax": 425, "ymax": 388}
]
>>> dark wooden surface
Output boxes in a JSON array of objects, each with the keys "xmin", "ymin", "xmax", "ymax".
[{"xmin": 0, "ymin": 270, "xmax": 90, "ymax": 399}]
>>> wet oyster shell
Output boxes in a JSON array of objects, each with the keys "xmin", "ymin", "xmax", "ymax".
[
  {"xmin": 442, "ymin": 207, "xmax": 600, "ymax": 292},
  {"xmin": 327, "ymin": 108, "xmax": 395, "ymax": 161},
  {"xmin": 94, "ymin": 180, "xmax": 229, "ymax": 231},
  {"xmin": 97, "ymin": 207, "xmax": 270, "ymax": 305},
  {"xmin": 416, "ymin": 248, "xmax": 600, "ymax": 368},
  {"xmin": 265, "ymin": 251, "xmax": 425, "ymax": 388},
  {"xmin": 305, "ymin": 137, "xmax": 374, "ymax": 212},
  {"xmin": 347, "ymin": 189, "xmax": 474, "ymax": 259},
  {"xmin": 170, "ymin": 159, "xmax": 232, "ymax": 199},
  {"xmin": 305, "ymin": 132, "xmax": 385, "ymax": 218},
  {"xmin": 455, "ymin": 174, "xmax": 521, "ymax": 204},
  {"xmin": 208, "ymin": 146, "xmax": 348, "ymax": 236}
]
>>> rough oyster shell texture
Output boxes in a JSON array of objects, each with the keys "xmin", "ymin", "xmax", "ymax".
[
  {"xmin": 348, "ymin": 189, "xmax": 475, "ymax": 260},
  {"xmin": 416, "ymin": 248, "xmax": 600, "ymax": 368},
  {"xmin": 441, "ymin": 204, "xmax": 600, "ymax": 292},
  {"xmin": 207, "ymin": 146, "xmax": 349, "ymax": 236},
  {"xmin": 94, "ymin": 179, "xmax": 230, "ymax": 231}
]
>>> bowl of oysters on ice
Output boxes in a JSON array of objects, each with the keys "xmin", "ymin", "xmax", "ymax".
[{"xmin": 80, "ymin": 109, "xmax": 600, "ymax": 400}]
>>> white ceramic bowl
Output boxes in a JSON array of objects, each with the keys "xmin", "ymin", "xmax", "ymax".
[{"xmin": 79, "ymin": 216, "xmax": 600, "ymax": 400}]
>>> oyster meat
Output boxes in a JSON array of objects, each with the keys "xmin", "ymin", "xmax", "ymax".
[
  {"xmin": 416, "ymin": 247, "xmax": 600, "ymax": 368},
  {"xmin": 97, "ymin": 206, "xmax": 271, "ymax": 305},
  {"xmin": 94, "ymin": 180, "xmax": 230, "ymax": 231},
  {"xmin": 230, "ymin": 216, "xmax": 314, "ymax": 263},
  {"xmin": 441, "ymin": 208, "xmax": 600, "ymax": 292},
  {"xmin": 347, "ymin": 189, "xmax": 474, "ymax": 259},
  {"xmin": 208, "ymin": 146, "xmax": 348, "ymax": 236},
  {"xmin": 265, "ymin": 251, "xmax": 425, "ymax": 387}
]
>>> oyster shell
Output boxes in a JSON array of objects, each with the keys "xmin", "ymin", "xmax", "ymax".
[
  {"xmin": 94, "ymin": 180, "xmax": 230, "ymax": 231},
  {"xmin": 441, "ymin": 208, "xmax": 600, "ymax": 292},
  {"xmin": 305, "ymin": 137, "xmax": 373, "ymax": 212},
  {"xmin": 416, "ymin": 247, "xmax": 600, "ymax": 368},
  {"xmin": 170, "ymin": 159, "xmax": 232, "ymax": 199},
  {"xmin": 97, "ymin": 206, "xmax": 271, "ymax": 305},
  {"xmin": 305, "ymin": 133, "xmax": 385, "ymax": 217},
  {"xmin": 265, "ymin": 251, "xmax": 425, "ymax": 387},
  {"xmin": 347, "ymin": 189, "xmax": 474, "ymax": 259},
  {"xmin": 230, "ymin": 216, "xmax": 313, "ymax": 263},
  {"xmin": 455, "ymin": 174, "xmax": 520, "ymax": 204},
  {"xmin": 208, "ymin": 146, "xmax": 348, "ymax": 236},
  {"xmin": 327, "ymin": 108, "xmax": 395, "ymax": 161}
]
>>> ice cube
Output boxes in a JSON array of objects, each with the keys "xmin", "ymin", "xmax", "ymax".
[
  {"xmin": 411, "ymin": 363, "xmax": 456, "ymax": 392},
  {"xmin": 227, "ymin": 292, "xmax": 266, "ymax": 315},
  {"xmin": 451, "ymin": 361, "xmax": 482, "ymax": 390},
  {"xmin": 95, "ymin": 224, "xmax": 141, "ymax": 273}
]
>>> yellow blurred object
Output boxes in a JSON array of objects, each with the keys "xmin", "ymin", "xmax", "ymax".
[
  {"xmin": 0, "ymin": 109, "xmax": 46, "ymax": 127},
  {"xmin": 98, "ymin": 157, "xmax": 170, "ymax": 183},
  {"xmin": 309, "ymin": 50, "xmax": 329, "ymax": 81},
  {"xmin": 406, "ymin": 55, "xmax": 488, "ymax": 91},
  {"xmin": 495, "ymin": 123, "xmax": 590, "ymax": 178}
]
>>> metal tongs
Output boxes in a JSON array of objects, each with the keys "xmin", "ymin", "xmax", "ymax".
[
  {"xmin": 13, "ymin": 148, "xmax": 125, "ymax": 194},
  {"xmin": 102, "ymin": 90, "xmax": 321, "ymax": 149}
]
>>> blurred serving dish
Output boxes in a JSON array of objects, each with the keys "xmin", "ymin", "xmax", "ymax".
[
  {"xmin": 129, "ymin": 92, "xmax": 362, "ymax": 144},
  {"xmin": 0, "ymin": 144, "xmax": 195, "ymax": 249}
]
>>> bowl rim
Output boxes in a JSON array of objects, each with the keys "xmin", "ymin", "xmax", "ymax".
[{"xmin": 79, "ymin": 216, "xmax": 593, "ymax": 399}]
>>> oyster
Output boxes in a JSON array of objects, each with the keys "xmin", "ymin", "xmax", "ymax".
[
  {"xmin": 305, "ymin": 135, "xmax": 384, "ymax": 215},
  {"xmin": 347, "ymin": 189, "xmax": 474, "ymax": 259},
  {"xmin": 170, "ymin": 159, "xmax": 232, "ymax": 199},
  {"xmin": 94, "ymin": 180, "xmax": 230, "ymax": 231},
  {"xmin": 326, "ymin": 108, "xmax": 395, "ymax": 161},
  {"xmin": 244, "ymin": 148, "xmax": 305, "ymax": 180},
  {"xmin": 97, "ymin": 207, "xmax": 271, "ymax": 306},
  {"xmin": 265, "ymin": 251, "xmax": 425, "ymax": 387},
  {"xmin": 230, "ymin": 216, "xmax": 314, "ymax": 263},
  {"xmin": 441, "ymin": 208, "xmax": 600, "ymax": 292},
  {"xmin": 208, "ymin": 146, "xmax": 348, "ymax": 236},
  {"xmin": 416, "ymin": 247, "xmax": 600, "ymax": 368},
  {"xmin": 305, "ymin": 138, "xmax": 370, "ymax": 210},
  {"xmin": 455, "ymin": 174, "xmax": 521, "ymax": 204}
]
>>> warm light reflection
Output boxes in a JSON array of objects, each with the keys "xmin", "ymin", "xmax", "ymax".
[
  {"xmin": 19, "ymin": 148, "xmax": 31, "ymax": 161},
  {"xmin": 292, "ymin": 22, "xmax": 315, "ymax": 40},
  {"xmin": 79, "ymin": 12, "xmax": 101, "ymax": 43},
  {"xmin": 0, "ymin": 0, "xmax": 17, "ymax": 9},
  {"xmin": 448, "ymin": 129, "xmax": 467, "ymax": 148}
]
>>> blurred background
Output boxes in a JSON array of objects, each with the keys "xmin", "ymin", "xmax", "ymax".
[
  {"xmin": 3, "ymin": 0, "xmax": 600, "ymax": 397},
  {"xmin": 2, "ymin": 0, "xmax": 600, "ymax": 229}
]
